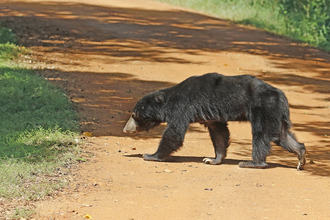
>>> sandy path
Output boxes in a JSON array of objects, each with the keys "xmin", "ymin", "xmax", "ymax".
[{"xmin": 0, "ymin": 0, "xmax": 329, "ymax": 219}]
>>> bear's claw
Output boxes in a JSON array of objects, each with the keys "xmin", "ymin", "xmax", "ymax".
[{"xmin": 203, "ymin": 157, "xmax": 221, "ymax": 165}]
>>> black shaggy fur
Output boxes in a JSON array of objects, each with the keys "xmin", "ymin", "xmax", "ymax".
[{"xmin": 125, "ymin": 73, "xmax": 306, "ymax": 170}]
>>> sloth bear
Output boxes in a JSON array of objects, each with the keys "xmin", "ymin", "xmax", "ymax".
[{"xmin": 123, "ymin": 73, "xmax": 306, "ymax": 170}]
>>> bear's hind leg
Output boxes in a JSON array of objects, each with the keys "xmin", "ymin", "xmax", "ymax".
[
  {"xmin": 203, "ymin": 122, "xmax": 230, "ymax": 165},
  {"xmin": 276, "ymin": 131, "xmax": 306, "ymax": 170},
  {"xmin": 239, "ymin": 109, "xmax": 272, "ymax": 168},
  {"xmin": 239, "ymin": 133, "xmax": 270, "ymax": 168}
]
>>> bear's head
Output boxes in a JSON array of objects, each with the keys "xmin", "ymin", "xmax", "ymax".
[{"xmin": 123, "ymin": 91, "xmax": 165, "ymax": 134}]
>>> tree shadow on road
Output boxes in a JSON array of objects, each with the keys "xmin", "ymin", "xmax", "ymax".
[
  {"xmin": 38, "ymin": 69, "xmax": 175, "ymax": 137},
  {"xmin": 1, "ymin": 1, "xmax": 330, "ymax": 66}
]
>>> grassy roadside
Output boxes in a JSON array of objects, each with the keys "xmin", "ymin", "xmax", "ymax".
[
  {"xmin": 0, "ymin": 27, "xmax": 81, "ymax": 219},
  {"xmin": 154, "ymin": 0, "xmax": 330, "ymax": 51}
]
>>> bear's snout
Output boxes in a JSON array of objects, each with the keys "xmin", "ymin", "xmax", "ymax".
[{"xmin": 123, "ymin": 116, "xmax": 137, "ymax": 134}]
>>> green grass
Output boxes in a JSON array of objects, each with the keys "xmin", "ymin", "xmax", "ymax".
[
  {"xmin": 0, "ymin": 158, "xmax": 70, "ymax": 200},
  {"xmin": 0, "ymin": 27, "xmax": 18, "ymax": 44},
  {"xmin": 0, "ymin": 43, "xmax": 24, "ymax": 60},
  {"xmin": 0, "ymin": 27, "xmax": 81, "ymax": 219},
  {"xmin": 154, "ymin": 0, "xmax": 284, "ymax": 31},
  {"xmin": 0, "ymin": 27, "xmax": 22, "ymax": 60},
  {"xmin": 155, "ymin": 0, "xmax": 330, "ymax": 51},
  {"xmin": 12, "ymin": 208, "xmax": 36, "ymax": 220},
  {"xmin": 0, "ymin": 64, "xmax": 79, "ymax": 160},
  {"xmin": 0, "ymin": 65, "xmax": 79, "ymax": 159},
  {"xmin": 159, "ymin": 0, "xmax": 283, "ymax": 29}
]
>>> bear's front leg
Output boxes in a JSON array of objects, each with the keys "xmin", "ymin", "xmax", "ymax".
[
  {"xmin": 203, "ymin": 122, "xmax": 230, "ymax": 165},
  {"xmin": 144, "ymin": 124, "xmax": 188, "ymax": 162}
]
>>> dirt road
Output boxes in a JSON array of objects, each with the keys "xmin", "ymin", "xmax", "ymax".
[{"xmin": 1, "ymin": 0, "xmax": 330, "ymax": 219}]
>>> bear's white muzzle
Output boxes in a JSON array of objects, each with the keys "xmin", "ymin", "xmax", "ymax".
[{"xmin": 123, "ymin": 116, "xmax": 137, "ymax": 134}]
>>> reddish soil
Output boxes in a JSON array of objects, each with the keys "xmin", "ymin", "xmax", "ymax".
[{"xmin": 1, "ymin": 0, "xmax": 330, "ymax": 219}]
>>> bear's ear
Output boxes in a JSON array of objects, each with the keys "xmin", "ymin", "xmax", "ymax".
[{"xmin": 154, "ymin": 92, "xmax": 165, "ymax": 103}]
